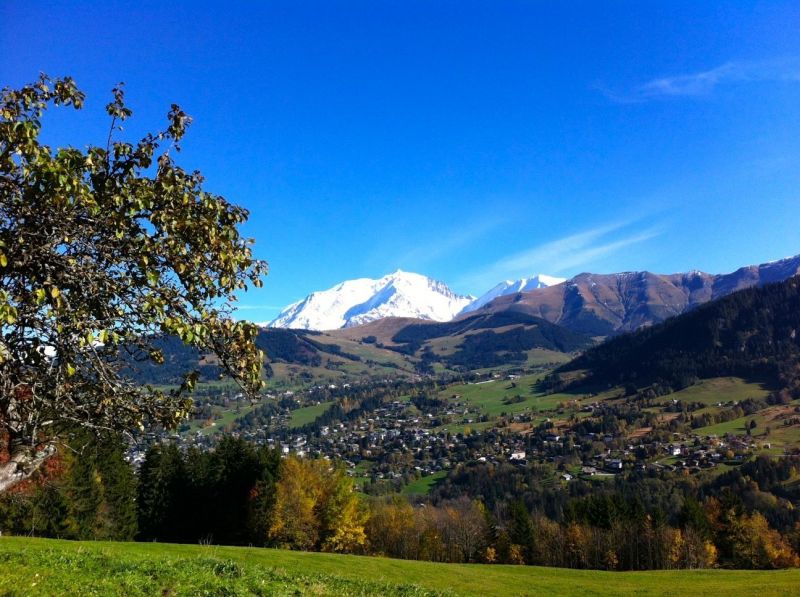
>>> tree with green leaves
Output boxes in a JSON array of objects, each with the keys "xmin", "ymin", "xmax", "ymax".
[{"xmin": 0, "ymin": 75, "xmax": 267, "ymax": 491}]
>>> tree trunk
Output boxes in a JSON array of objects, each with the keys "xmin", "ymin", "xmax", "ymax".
[{"xmin": 0, "ymin": 443, "xmax": 55, "ymax": 493}]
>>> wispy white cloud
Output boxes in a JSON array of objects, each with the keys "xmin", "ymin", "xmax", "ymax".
[
  {"xmin": 602, "ymin": 57, "xmax": 800, "ymax": 103},
  {"xmin": 457, "ymin": 220, "xmax": 663, "ymax": 292},
  {"xmin": 394, "ymin": 215, "xmax": 509, "ymax": 268},
  {"xmin": 232, "ymin": 304, "xmax": 285, "ymax": 311}
]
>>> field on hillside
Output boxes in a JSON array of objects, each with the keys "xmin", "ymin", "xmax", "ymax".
[
  {"xmin": 437, "ymin": 373, "xmax": 613, "ymax": 422},
  {"xmin": 438, "ymin": 374, "xmax": 551, "ymax": 416},
  {"xmin": 670, "ymin": 377, "xmax": 771, "ymax": 405},
  {"xmin": 1, "ymin": 537, "xmax": 798, "ymax": 597},
  {"xmin": 288, "ymin": 401, "xmax": 333, "ymax": 428},
  {"xmin": 693, "ymin": 398, "xmax": 800, "ymax": 450},
  {"xmin": 402, "ymin": 470, "xmax": 447, "ymax": 495}
]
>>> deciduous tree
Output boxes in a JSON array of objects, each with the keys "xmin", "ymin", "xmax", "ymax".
[
  {"xmin": 0, "ymin": 75, "xmax": 267, "ymax": 491},
  {"xmin": 268, "ymin": 456, "xmax": 367, "ymax": 553}
]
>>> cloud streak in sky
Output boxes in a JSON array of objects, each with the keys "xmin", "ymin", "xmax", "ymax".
[
  {"xmin": 603, "ymin": 57, "xmax": 800, "ymax": 103},
  {"xmin": 459, "ymin": 220, "xmax": 663, "ymax": 291},
  {"xmin": 395, "ymin": 215, "xmax": 509, "ymax": 268},
  {"xmin": 233, "ymin": 304, "xmax": 286, "ymax": 311}
]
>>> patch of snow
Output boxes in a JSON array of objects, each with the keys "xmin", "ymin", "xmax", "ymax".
[{"xmin": 459, "ymin": 274, "xmax": 565, "ymax": 315}]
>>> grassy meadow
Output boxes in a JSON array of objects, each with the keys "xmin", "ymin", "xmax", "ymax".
[
  {"xmin": 401, "ymin": 470, "xmax": 448, "ymax": 495},
  {"xmin": 0, "ymin": 537, "xmax": 799, "ymax": 596},
  {"xmin": 287, "ymin": 401, "xmax": 334, "ymax": 428},
  {"xmin": 669, "ymin": 377, "xmax": 771, "ymax": 405}
]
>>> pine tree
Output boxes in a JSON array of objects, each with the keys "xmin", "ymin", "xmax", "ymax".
[
  {"xmin": 63, "ymin": 443, "xmax": 102, "ymax": 539},
  {"xmin": 507, "ymin": 500, "xmax": 535, "ymax": 564},
  {"xmin": 95, "ymin": 435, "xmax": 137, "ymax": 540},
  {"xmin": 137, "ymin": 443, "xmax": 186, "ymax": 542},
  {"xmin": 60, "ymin": 433, "xmax": 137, "ymax": 540}
]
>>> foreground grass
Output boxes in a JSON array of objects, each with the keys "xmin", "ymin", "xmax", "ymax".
[{"xmin": 1, "ymin": 537, "xmax": 800, "ymax": 596}]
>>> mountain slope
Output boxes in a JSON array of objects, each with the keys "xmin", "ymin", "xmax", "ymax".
[
  {"xmin": 479, "ymin": 255, "xmax": 800, "ymax": 337},
  {"xmin": 400, "ymin": 311, "xmax": 591, "ymax": 370},
  {"xmin": 327, "ymin": 310, "xmax": 591, "ymax": 371},
  {"xmin": 269, "ymin": 270, "xmax": 473, "ymax": 330},
  {"xmin": 123, "ymin": 329, "xmax": 419, "ymax": 387},
  {"xmin": 556, "ymin": 276, "xmax": 800, "ymax": 393},
  {"xmin": 459, "ymin": 274, "xmax": 565, "ymax": 315}
]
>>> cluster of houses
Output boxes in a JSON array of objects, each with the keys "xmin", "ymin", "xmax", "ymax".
[{"xmin": 127, "ymin": 373, "xmax": 771, "ymax": 490}]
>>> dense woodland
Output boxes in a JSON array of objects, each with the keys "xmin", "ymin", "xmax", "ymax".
[{"xmin": 2, "ymin": 433, "xmax": 799, "ymax": 570}]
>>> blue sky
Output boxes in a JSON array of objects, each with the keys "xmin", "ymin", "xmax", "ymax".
[{"xmin": 3, "ymin": 1, "xmax": 800, "ymax": 322}]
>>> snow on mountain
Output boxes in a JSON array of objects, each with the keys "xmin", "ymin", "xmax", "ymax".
[
  {"xmin": 459, "ymin": 274, "xmax": 565, "ymax": 315},
  {"xmin": 268, "ymin": 270, "xmax": 475, "ymax": 330}
]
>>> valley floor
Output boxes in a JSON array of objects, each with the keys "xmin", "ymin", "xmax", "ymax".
[{"xmin": 0, "ymin": 537, "xmax": 798, "ymax": 596}]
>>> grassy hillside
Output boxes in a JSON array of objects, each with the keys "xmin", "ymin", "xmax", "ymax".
[
  {"xmin": 287, "ymin": 401, "xmax": 333, "ymax": 428},
  {"xmin": 402, "ymin": 470, "xmax": 447, "ymax": 495},
  {"xmin": 1, "ymin": 537, "xmax": 798, "ymax": 596},
  {"xmin": 332, "ymin": 312, "xmax": 588, "ymax": 372},
  {"xmin": 127, "ymin": 328, "xmax": 420, "ymax": 390},
  {"xmin": 669, "ymin": 377, "xmax": 771, "ymax": 405}
]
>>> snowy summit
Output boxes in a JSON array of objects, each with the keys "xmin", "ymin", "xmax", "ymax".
[
  {"xmin": 268, "ymin": 270, "xmax": 474, "ymax": 330},
  {"xmin": 459, "ymin": 274, "xmax": 565, "ymax": 315}
]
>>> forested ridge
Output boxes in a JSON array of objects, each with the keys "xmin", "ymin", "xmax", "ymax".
[{"xmin": 556, "ymin": 277, "xmax": 800, "ymax": 396}]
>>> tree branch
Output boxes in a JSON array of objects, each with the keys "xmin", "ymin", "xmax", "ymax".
[{"xmin": 0, "ymin": 443, "xmax": 55, "ymax": 493}]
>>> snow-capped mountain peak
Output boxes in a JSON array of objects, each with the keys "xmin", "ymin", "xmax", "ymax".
[
  {"xmin": 268, "ymin": 271, "xmax": 474, "ymax": 330},
  {"xmin": 459, "ymin": 274, "xmax": 565, "ymax": 315}
]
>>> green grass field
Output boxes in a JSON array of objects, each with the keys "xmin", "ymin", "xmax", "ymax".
[
  {"xmin": 669, "ymin": 377, "xmax": 771, "ymax": 405},
  {"xmin": 287, "ymin": 401, "xmax": 333, "ymax": 428},
  {"xmin": 402, "ymin": 470, "xmax": 447, "ymax": 495},
  {"xmin": 439, "ymin": 374, "xmax": 550, "ymax": 416},
  {"xmin": 439, "ymin": 374, "xmax": 611, "ymax": 421},
  {"xmin": 311, "ymin": 334, "xmax": 417, "ymax": 371},
  {"xmin": 0, "ymin": 537, "xmax": 798, "ymax": 596},
  {"xmin": 692, "ymin": 398, "xmax": 800, "ymax": 450},
  {"xmin": 194, "ymin": 399, "xmax": 270, "ymax": 436},
  {"xmin": 523, "ymin": 348, "xmax": 573, "ymax": 367}
]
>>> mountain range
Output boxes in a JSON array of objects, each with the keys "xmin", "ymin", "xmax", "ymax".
[
  {"xmin": 132, "ymin": 254, "xmax": 800, "ymax": 386},
  {"xmin": 558, "ymin": 274, "xmax": 800, "ymax": 394},
  {"xmin": 480, "ymin": 255, "xmax": 800, "ymax": 337},
  {"xmin": 267, "ymin": 255, "xmax": 800, "ymax": 336},
  {"xmin": 268, "ymin": 271, "xmax": 563, "ymax": 330}
]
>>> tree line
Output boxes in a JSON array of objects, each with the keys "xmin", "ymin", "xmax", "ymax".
[{"xmin": 1, "ymin": 434, "xmax": 799, "ymax": 570}]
